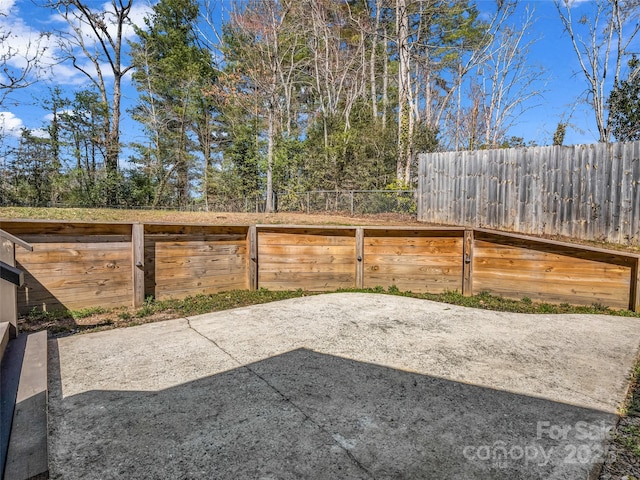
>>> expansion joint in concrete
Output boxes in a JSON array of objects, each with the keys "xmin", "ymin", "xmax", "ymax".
[{"xmin": 185, "ymin": 319, "xmax": 376, "ymax": 479}]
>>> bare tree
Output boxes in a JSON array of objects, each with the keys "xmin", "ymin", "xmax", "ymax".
[
  {"xmin": 48, "ymin": 0, "xmax": 134, "ymax": 202},
  {"xmin": 556, "ymin": 0, "xmax": 640, "ymax": 142},
  {"xmin": 450, "ymin": 6, "xmax": 545, "ymax": 149},
  {"xmin": 229, "ymin": 0, "xmax": 298, "ymax": 213},
  {"xmin": 0, "ymin": 14, "xmax": 42, "ymax": 107}
]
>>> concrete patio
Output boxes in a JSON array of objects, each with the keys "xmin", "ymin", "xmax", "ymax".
[{"xmin": 47, "ymin": 293, "xmax": 640, "ymax": 479}]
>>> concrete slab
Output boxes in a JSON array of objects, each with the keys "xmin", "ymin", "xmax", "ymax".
[
  {"xmin": 3, "ymin": 331, "xmax": 48, "ymax": 480},
  {"xmin": 0, "ymin": 331, "xmax": 24, "ymax": 479},
  {"xmin": 47, "ymin": 293, "xmax": 640, "ymax": 479}
]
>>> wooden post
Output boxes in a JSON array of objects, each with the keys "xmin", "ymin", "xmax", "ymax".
[
  {"xmin": 132, "ymin": 223, "xmax": 145, "ymax": 308},
  {"xmin": 355, "ymin": 227, "xmax": 364, "ymax": 289},
  {"xmin": 248, "ymin": 226, "xmax": 258, "ymax": 290},
  {"xmin": 630, "ymin": 257, "xmax": 640, "ymax": 312},
  {"xmin": 462, "ymin": 229, "xmax": 474, "ymax": 297},
  {"xmin": 0, "ymin": 236, "xmax": 17, "ymax": 337}
]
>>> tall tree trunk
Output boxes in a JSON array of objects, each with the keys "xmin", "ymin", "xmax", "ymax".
[
  {"xmin": 266, "ymin": 107, "xmax": 275, "ymax": 213},
  {"xmin": 370, "ymin": 1, "xmax": 380, "ymax": 122},
  {"xmin": 396, "ymin": 0, "xmax": 410, "ymax": 183},
  {"xmin": 382, "ymin": 35, "xmax": 389, "ymax": 130},
  {"xmin": 106, "ymin": 71, "xmax": 122, "ymax": 204}
]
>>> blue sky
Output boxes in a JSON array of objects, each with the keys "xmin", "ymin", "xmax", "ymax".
[{"xmin": 0, "ymin": 0, "xmax": 636, "ymax": 153}]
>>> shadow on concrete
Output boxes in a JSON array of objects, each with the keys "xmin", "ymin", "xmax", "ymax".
[
  {"xmin": 48, "ymin": 343, "xmax": 615, "ymax": 480},
  {"xmin": 0, "ymin": 334, "xmax": 25, "ymax": 476}
]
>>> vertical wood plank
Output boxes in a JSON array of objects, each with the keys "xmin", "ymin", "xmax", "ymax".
[
  {"xmin": 630, "ymin": 257, "xmax": 640, "ymax": 312},
  {"xmin": 631, "ymin": 142, "xmax": 640, "ymax": 243},
  {"xmin": 463, "ymin": 229, "xmax": 474, "ymax": 296},
  {"xmin": 0, "ymin": 237, "xmax": 17, "ymax": 337},
  {"xmin": 417, "ymin": 141, "xmax": 640, "ymax": 245},
  {"xmin": 355, "ymin": 227, "xmax": 364, "ymax": 289},
  {"xmin": 132, "ymin": 223, "xmax": 145, "ymax": 308},
  {"xmin": 248, "ymin": 225, "xmax": 258, "ymax": 290}
]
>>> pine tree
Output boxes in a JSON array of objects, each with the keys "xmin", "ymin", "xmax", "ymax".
[
  {"xmin": 609, "ymin": 56, "xmax": 640, "ymax": 143},
  {"xmin": 130, "ymin": 0, "xmax": 215, "ymax": 208}
]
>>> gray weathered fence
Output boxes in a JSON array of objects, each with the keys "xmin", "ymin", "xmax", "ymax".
[{"xmin": 418, "ymin": 141, "xmax": 640, "ymax": 244}]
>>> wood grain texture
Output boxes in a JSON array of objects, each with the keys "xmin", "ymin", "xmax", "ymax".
[
  {"xmin": 248, "ymin": 226, "xmax": 258, "ymax": 291},
  {"xmin": 463, "ymin": 230, "xmax": 474, "ymax": 296},
  {"xmin": 363, "ymin": 233, "xmax": 464, "ymax": 293},
  {"xmin": 132, "ymin": 224, "xmax": 145, "ymax": 307},
  {"xmin": 0, "ymin": 237, "xmax": 17, "ymax": 335},
  {"xmin": 4, "ymin": 221, "xmax": 639, "ymax": 312},
  {"xmin": 473, "ymin": 237, "xmax": 631, "ymax": 309},
  {"xmin": 258, "ymin": 230, "xmax": 356, "ymax": 291},
  {"xmin": 631, "ymin": 258, "xmax": 640, "ymax": 312},
  {"xmin": 145, "ymin": 226, "xmax": 249, "ymax": 299},
  {"xmin": 16, "ymin": 238, "xmax": 132, "ymax": 312},
  {"xmin": 356, "ymin": 227, "xmax": 364, "ymax": 289},
  {"xmin": 418, "ymin": 141, "xmax": 640, "ymax": 244}
]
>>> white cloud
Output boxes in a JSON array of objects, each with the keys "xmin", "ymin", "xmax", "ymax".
[
  {"xmin": 0, "ymin": 0, "xmax": 48, "ymax": 87},
  {"xmin": 38, "ymin": 1, "xmax": 153, "ymax": 86},
  {"xmin": 0, "ymin": 111, "xmax": 24, "ymax": 137},
  {"xmin": 29, "ymin": 127, "xmax": 49, "ymax": 138},
  {"xmin": 44, "ymin": 108, "xmax": 74, "ymax": 122},
  {"xmin": 0, "ymin": 0, "xmax": 16, "ymax": 16}
]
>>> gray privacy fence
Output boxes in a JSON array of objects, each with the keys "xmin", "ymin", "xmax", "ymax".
[{"xmin": 418, "ymin": 141, "xmax": 640, "ymax": 244}]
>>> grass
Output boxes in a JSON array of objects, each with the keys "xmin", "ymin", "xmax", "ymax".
[
  {"xmin": 600, "ymin": 358, "xmax": 640, "ymax": 478},
  {"xmin": 19, "ymin": 288, "xmax": 316, "ymax": 336},
  {"xmin": 19, "ymin": 286, "xmax": 640, "ymax": 337}
]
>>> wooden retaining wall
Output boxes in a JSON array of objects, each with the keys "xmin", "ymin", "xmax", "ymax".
[
  {"xmin": 0, "ymin": 220, "xmax": 638, "ymax": 313},
  {"xmin": 417, "ymin": 141, "xmax": 640, "ymax": 244}
]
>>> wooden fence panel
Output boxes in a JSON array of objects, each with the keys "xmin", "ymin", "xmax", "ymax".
[
  {"xmin": 418, "ymin": 141, "xmax": 640, "ymax": 244},
  {"xmin": 363, "ymin": 229, "xmax": 464, "ymax": 293},
  {"xmin": 473, "ymin": 231, "xmax": 634, "ymax": 309},
  {"xmin": 257, "ymin": 227, "xmax": 356, "ymax": 291},
  {"xmin": 0, "ymin": 221, "xmax": 638, "ymax": 313},
  {"xmin": 144, "ymin": 225, "xmax": 249, "ymax": 300},
  {"xmin": 1, "ymin": 221, "xmax": 134, "ymax": 312}
]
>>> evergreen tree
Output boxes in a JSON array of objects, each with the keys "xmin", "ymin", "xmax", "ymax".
[
  {"xmin": 609, "ymin": 56, "xmax": 640, "ymax": 142},
  {"xmin": 130, "ymin": 0, "xmax": 215, "ymax": 208}
]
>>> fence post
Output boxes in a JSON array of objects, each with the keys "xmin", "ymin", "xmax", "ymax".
[
  {"xmin": 248, "ymin": 226, "xmax": 258, "ymax": 291},
  {"xmin": 630, "ymin": 257, "xmax": 640, "ymax": 312},
  {"xmin": 355, "ymin": 227, "xmax": 364, "ymax": 289},
  {"xmin": 463, "ymin": 229, "xmax": 474, "ymax": 296},
  {"xmin": 132, "ymin": 223, "xmax": 145, "ymax": 308},
  {"xmin": 350, "ymin": 191, "xmax": 354, "ymax": 216}
]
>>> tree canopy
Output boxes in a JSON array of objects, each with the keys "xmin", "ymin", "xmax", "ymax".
[{"xmin": 2, "ymin": 0, "xmax": 636, "ymax": 211}]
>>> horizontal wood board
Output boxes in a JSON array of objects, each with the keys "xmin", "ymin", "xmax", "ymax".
[
  {"xmin": 258, "ymin": 230, "xmax": 356, "ymax": 291},
  {"xmin": 1, "ymin": 221, "xmax": 637, "ymax": 312},
  {"xmin": 364, "ymin": 233, "xmax": 464, "ymax": 293},
  {"xmin": 15, "ymin": 236, "xmax": 132, "ymax": 312},
  {"xmin": 145, "ymin": 226, "xmax": 249, "ymax": 300},
  {"xmin": 473, "ymin": 233, "xmax": 631, "ymax": 309}
]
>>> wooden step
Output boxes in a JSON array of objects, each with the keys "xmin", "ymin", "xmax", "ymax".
[
  {"xmin": 2, "ymin": 331, "xmax": 48, "ymax": 480},
  {"xmin": 0, "ymin": 323, "xmax": 10, "ymax": 369}
]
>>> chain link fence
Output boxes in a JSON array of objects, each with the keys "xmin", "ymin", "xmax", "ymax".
[
  {"xmin": 203, "ymin": 190, "xmax": 416, "ymax": 215},
  {"xmin": 275, "ymin": 190, "xmax": 416, "ymax": 215},
  {"xmin": 2, "ymin": 190, "xmax": 417, "ymax": 215}
]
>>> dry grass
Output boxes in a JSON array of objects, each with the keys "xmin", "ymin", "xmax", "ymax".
[{"xmin": 0, "ymin": 206, "xmax": 421, "ymax": 226}]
